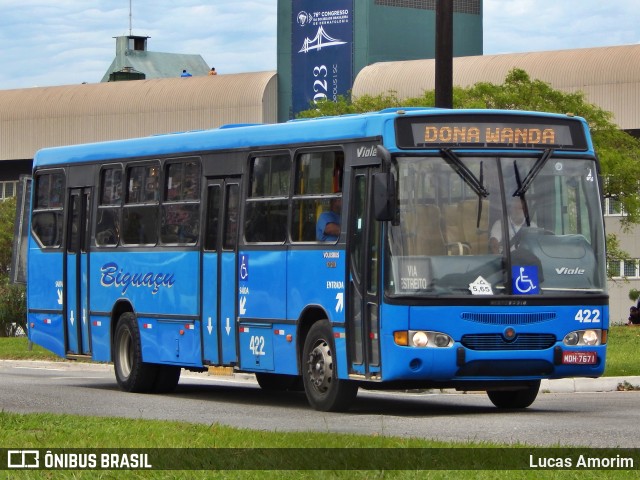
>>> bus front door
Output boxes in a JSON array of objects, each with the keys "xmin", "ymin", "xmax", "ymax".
[
  {"xmin": 348, "ymin": 167, "xmax": 382, "ymax": 378},
  {"xmin": 65, "ymin": 187, "xmax": 91, "ymax": 356},
  {"xmin": 201, "ymin": 179, "xmax": 240, "ymax": 366}
]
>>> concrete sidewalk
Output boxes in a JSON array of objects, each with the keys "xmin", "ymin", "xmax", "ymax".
[{"xmin": 541, "ymin": 376, "xmax": 640, "ymax": 393}]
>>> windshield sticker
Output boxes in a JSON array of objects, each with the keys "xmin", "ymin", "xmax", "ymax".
[
  {"xmin": 469, "ymin": 276, "xmax": 493, "ymax": 295},
  {"xmin": 512, "ymin": 266, "xmax": 540, "ymax": 295}
]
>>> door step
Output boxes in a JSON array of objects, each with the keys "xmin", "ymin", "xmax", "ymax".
[{"xmin": 66, "ymin": 354, "xmax": 92, "ymax": 361}]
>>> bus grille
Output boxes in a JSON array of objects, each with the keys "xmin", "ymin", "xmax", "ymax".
[
  {"xmin": 461, "ymin": 333, "xmax": 556, "ymax": 351},
  {"xmin": 460, "ymin": 312, "xmax": 556, "ymax": 325}
]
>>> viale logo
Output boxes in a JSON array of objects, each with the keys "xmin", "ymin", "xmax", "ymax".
[
  {"xmin": 357, "ymin": 146, "xmax": 377, "ymax": 158},
  {"xmin": 555, "ymin": 267, "xmax": 585, "ymax": 275}
]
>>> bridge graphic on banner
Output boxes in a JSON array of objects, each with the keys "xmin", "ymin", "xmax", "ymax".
[{"xmin": 299, "ymin": 26, "xmax": 347, "ymax": 53}]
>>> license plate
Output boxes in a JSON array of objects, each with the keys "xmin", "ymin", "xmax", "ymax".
[{"xmin": 562, "ymin": 351, "xmax": 597, "ymax": 365}]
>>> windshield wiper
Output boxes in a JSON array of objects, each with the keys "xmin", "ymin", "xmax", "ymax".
[
  {"xmin": 440, "ymin": 148, "xmax": 489, "ymax": 198},
  {"xmin": 513, "ymin": 149, "xmax": 554, "ymax": 197}
]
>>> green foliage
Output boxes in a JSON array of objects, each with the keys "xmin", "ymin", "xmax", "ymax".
[
  {"xmin": 0, "ymin": 279, "xmax": 26, "ymax": 337},
  {"xmin": 605, "ymin": 326, "xmax": 640, "ymax": 377},
  {"xmin": 0, "ymin": 196, "xmax": 17, "ymax": 272},
  {"xmin": 0, "ymin": 196, "xmax": 27, "ymax": 337},
  {"xmin": 298, "ymin": 68, "xmax": 640, "ymax": 270}
]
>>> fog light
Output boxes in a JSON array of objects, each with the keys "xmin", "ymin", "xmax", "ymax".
[{"xmin": 412, "ymin": 331, "xmax": 429, "ymax": 347}]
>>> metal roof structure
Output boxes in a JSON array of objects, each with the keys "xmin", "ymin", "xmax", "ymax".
[
  {"xmin": 100, "ymin": 36, "xmax": 211, "ymax": 82},
  {"xmin": 0, "ymin": 73, "xmax": 277, "ymax": 161},
  {"xmin": 352, "ymin": 44, "xmax": 640, "ymax": 131}
]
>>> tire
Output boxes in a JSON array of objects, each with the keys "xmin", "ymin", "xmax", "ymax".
[
  {"xmin": 487, "ymin": 380, "xmax": 541, "ymax": 409},
  {"xmin": 113, "ymin": 312, "xmax": 158, "ymax": 393},
  {"xmin": 255, "ymin": 373, "xmax": 302, "ymax": 391},
  {"xmin": 302, "ymin": 320, "xmax": 358, "ymax": 412}
]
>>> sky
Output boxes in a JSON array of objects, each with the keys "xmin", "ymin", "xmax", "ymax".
[{"xmin": 0, "ymin": 0, "xmax": 639, "ymax": 91}]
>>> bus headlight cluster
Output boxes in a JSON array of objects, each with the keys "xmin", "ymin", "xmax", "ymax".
[
  {"xmin": 564, "ymin": 329, "xmax": 602, "ymax": 346},
  {"xmin": 394, "ymin": 331, "xmax": 453, "ymax": 348}
]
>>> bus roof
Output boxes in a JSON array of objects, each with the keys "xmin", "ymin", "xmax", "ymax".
[{"xmin": 32, "ymin": 109, "xmax": 591, "ymax": 168}]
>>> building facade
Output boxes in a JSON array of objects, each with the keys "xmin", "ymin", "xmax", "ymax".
[{"xmin": 277, "ymin": 0, "xmax": 483, "ymax": 121}]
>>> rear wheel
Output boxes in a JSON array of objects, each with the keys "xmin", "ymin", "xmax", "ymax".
[
  {"xmin": 487, "ymin": 381, "xmax": 541, "ymax": 409},
  {"xmin": 302, "ymin": 320, "xmax": 358, "ymax": 411},
  {"xmin": 113, "ymin": 313, "xmax": 158, "ymax": 393}
]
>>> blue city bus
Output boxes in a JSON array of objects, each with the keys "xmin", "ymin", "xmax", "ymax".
[{"xmin": 20, "ymin": 108, "xmax": 608, "ymax": 411}]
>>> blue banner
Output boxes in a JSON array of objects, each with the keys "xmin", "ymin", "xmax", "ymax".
[{"xmin": 292, "ymin": 0, "xmax": 353, "ymax": 116}]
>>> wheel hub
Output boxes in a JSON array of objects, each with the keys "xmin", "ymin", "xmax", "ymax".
[{"xmin": 307, "ymin": 340, "xmax": 333, "ymax": 393}]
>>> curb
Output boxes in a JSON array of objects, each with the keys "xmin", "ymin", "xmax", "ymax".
[{"xmin": 542, "ymin": 376, "xmax": 640, "ymax": 393}]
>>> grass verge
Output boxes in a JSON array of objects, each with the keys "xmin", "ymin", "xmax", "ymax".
[{"xmin": 0, "ymin": 411, "xmax": 636, "ymax": 479}]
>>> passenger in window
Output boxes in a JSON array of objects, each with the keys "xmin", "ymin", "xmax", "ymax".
[
  {"xmin": 316, "ymin": 196, "xmax": 342, "ymax": 242},
  {"xmin": 145, "ymin": 176, "xmax": 158, "ymax": 201}
]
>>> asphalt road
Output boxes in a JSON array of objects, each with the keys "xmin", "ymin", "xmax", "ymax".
[{"xmin": 1, "ymin": 360, "xmax": 639, "ymax": 448}]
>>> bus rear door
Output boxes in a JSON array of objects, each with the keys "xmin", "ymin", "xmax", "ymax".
[
  {"xmin": 202, "ymin": 178, "xmax": 240, "ymax": 365},
  {"xmin": 65, "ymin": 187, "xmax": 92, "ymax": 356}
]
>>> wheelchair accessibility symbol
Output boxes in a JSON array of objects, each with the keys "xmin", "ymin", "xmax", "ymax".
[
  {"xmin": 512, "ymin": 266, "xmax": 539, "ymax": 295},
  {"xmin": 239, "ymin": 254, "xmax": 249, "ymax": 281}
]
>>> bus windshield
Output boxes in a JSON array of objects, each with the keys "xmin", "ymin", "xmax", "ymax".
[{"xmin": 386, "ymin": 153, "xmax": 606, "ymax": 297}]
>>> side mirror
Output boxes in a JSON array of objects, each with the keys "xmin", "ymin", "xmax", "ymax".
[{"xmin": 373, "ymin": 172, "xmax": 397, "ymax": 222}]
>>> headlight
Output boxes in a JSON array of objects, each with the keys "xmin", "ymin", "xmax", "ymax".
[
  {"xmin": 394, "ymin": 330, "xmax": 453, "ymax": 348},
  {"xmin": 564, "ymin": 332, "xmax": 579, "ymax": 346},
  {"xmin": 412, "ymin": 331, "xmax": 429, "ymax": 347},
  {"xmin": 563, "ymin": 329, "xmax": 602, "ymax": 346},
  {"xmin": 582, "ymin": 330, "xmax": 599, "ymax": 345}
]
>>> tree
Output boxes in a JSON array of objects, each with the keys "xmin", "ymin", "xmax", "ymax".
[
  {"xmin": 298, "ymin": 69, "xmax": 640, "ymax": 270},
  {"xmin": 0, "ymin": 196, "xmax": 26, "ymax": 337}
]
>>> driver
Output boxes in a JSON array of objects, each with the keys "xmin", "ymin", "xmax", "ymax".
[{"xmin": 489, "ymin": 199, "xmax": 536, "ymax": 253}]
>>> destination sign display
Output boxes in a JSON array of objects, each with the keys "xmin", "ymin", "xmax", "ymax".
[{"xmin": 395, "ymin": 114, "xmax": 588, "ymax": 150}]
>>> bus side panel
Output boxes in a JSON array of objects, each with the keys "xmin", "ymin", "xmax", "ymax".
[
  {"xmin": 138, "ymin": 318, "xmax": 202, "ymax": 366},
  {"xmin": 89, "ymin": 314, "xmax": 111, "ymax": 362},
  {"xmin": 287, "ymin": 248, "xmax": 347, "ymax": 377},
  {"xmin": 271, "ymin": 322, "xmax": 298, "ymax": 374},
  {"xmin": 27, "ymin": 245, "xmax": 66, "ymax": 358},
  {"xmin": 237, "ymin": 250, "xmax": 287, "ymax": 320},
  {"xmin": 287, "ymin": 249, "xmax": 346, "ymax": 324},
  {"xmin": 236, "ymin": 250, "xmax": 286, "ymax": 369},
  {"xmin": 89, "ymin": 250, "xmax": 201, "ymax": 366}
]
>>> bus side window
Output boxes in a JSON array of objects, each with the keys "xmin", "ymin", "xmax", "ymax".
[
  {"xmin": 96, "ymin": 166, "xmax": 122, "ymax": 247},
  {"xmin": 245, "ymin": 154, "xmax": 290, "ymax": 243},
  {"xmin": 161, "ymin": 159, "xmax": 201, "ymax": 245},
  {"xmin": 32, "ymin": 171, "xmax": 65, "ymax": 248},
  {"xmin": 122, "ymin": 163, "xmax": 159, "ymax": 245},
  {"xmin": 291, "ymin": 150, "xmax": 343, "ymax": 242}
]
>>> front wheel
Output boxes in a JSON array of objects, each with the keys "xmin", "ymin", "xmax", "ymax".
[
  {"xmin": 302, "ymin": 320, "xmax": 358, "ymax": 412},
  {"xmin": 113, "ymin": 312, "xmax": 158, "ymax": 393},
  {"xmin": 487, "ymin": 380, "xmax": 541, "ymax": 409}
]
